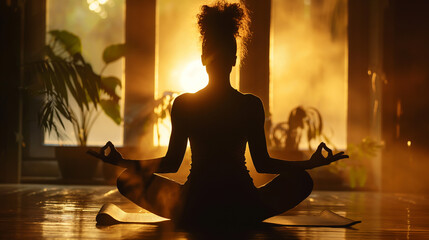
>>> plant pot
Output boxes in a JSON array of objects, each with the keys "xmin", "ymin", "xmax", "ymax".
[{"xmin": 55, "ymin": 146, "xmax": 99, "ymax": 182}]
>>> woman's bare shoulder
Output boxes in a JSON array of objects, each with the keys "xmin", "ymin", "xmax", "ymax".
[
  {"xmin": 242, "ymin": 93, "xmax": 263, "ymax": 107},
  {"xmin": 172, "ymin": 93, "xmax": 193, "ymax": 113},
  {"xmin": 173, "ymin": 93, "xmax": 192, "ymax": 104},
  {"xmin": 239, "ymin": 93, "xmax": 265, "ymax": 120}
]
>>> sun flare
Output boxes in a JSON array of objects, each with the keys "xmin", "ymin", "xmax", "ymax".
[{"xmin": 180, "ymin": 60, "xmax": 209, "ymax": 93}]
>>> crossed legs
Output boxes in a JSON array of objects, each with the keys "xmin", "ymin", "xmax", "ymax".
[
  {"xmin": 257, "ymin": 170, "xmax": 314, "ymax": 218},
  {"xmin": 116, "ymin": 168, "xmax": 184, "ymax": 219},
  {"xmin": 116, "ymin": 167, "xmax": 313, "ymax": 223}
]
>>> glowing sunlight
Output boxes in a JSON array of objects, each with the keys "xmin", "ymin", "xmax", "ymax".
[{"xmin": 180, "ymin": 60, "xmax": 209, "ymax": 93}]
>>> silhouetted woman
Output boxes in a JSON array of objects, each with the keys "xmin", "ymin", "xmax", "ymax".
[{"xmin": 90, "ymin": 1, "xmax": 348, "ymax": 228}]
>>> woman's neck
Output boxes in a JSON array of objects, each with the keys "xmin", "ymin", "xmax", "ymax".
[{"xmin": 206, "ymin": 73, "xmax": 234, "ymax": 93}]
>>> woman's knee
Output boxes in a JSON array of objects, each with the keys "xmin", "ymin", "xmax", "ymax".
[
  {"xmin": 283, "ymin": 169, "xmax": 313, "ymax": 201},
  {"xmin": 116, "ymin": 169, "xmax": 145, "ymax": 196},
  {"xmin": 261, "ymin": 169, "xmax": 313, "ymax": 195},
  {"xmin": 277, "ymin": 169, "xmax": 313, "ymax": 197},
  {"xmin": 116, "ymin": 169, "xmax": 129, "ymax": 196},
  {"xmin": 300, "ymin": 170, "xmax": 314, "ymax": 197},
  {"xmin": 258, "ymin": 170, "xmax": 313, "ymax": 217}
]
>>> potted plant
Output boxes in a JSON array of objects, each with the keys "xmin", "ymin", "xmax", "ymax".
[
  {"xmin": 270, "ymin": 106, "xmax": 353, "ymax": 190},
  {"xmin": 270, "ymin": 106, "xmax": 328, "ymax": 160},
  {"xmin": 30, "ymin": 30, "xmax": 124, "ymax": 181},
  {"xmin": 329, "ymin": 137, "xmax": 383, "ymax": 190}
]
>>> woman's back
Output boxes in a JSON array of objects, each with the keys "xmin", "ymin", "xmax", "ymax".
[
  {"xmin": 174, "ymin": 89, "xmax": 265, "ymax": 226},
  {"xmin": 175, "ymin": 89, "xmax": 260, "ymax": 186}
]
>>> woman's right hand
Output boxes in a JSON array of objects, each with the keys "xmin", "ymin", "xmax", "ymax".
[{"xmin": 87, "ymin": 141, "xmax": 123, "ymax": 166}]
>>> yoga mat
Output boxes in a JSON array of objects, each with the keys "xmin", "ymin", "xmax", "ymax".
[
  {"xmin": 96, "ymin": 203, "xmax": 169, "ymax": 225},
  {"xmin": 96, "ymin": 203, "xmax": 360, "ymax": 227},
  {"xmin": 264, "ymin": 210, "xmax": 361, "ymax": 227}
]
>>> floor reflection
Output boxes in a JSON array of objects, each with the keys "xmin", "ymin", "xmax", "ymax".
[{"xmin": 1, "ymin": 184, "xmax": 429, "ymax": 239}]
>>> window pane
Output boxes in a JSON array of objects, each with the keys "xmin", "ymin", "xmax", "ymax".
[
  {"xmin": 270, "ymin": 0, "xmax": 348, "ymax": 149},
  {"xmin": 45, "ymin": 0, "xmax": 125, "ymax": 146}
]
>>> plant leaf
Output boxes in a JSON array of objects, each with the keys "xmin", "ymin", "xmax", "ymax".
[
  {"xmin": 58, "ymin": 61, "xmax": 81, "ymax": 109},
  {"xmin": 49, "ymin": 30, "xmax": 82, "ymax": 56},
  {"xmin": 39, "ymin": 62, "xmax": 53, "ymax": 94},
  {"xmin": 100, "ymin": 99, "xmax": 121, "ymax": 125},
  {"xmin": 51, "ymin": 61, "xmax": 69, "ymax": 104},
  {"xmin": 55, "ymin": 95, "xmax": 72, "ymax": 121},
  {"xmin": 102, "ymin": 44, "xmax": 125, "ymax": 64},
  {"xmin": 68, "ymin": 64, "xmax": 89, "ymax": 110},
  {"xmin": 75, "ymin": 63, "xmax": 101, "ymax": 107},
  {"xmin": 101, "ymin": 76, "xmax": 121, "ymax": 101},
  {"xmin": 55, "ymin": 110, "xmax": 66, "ymax": 130},
  {"xmin": 39, "ymin": 101, "xmax": 50, "ymax": 129}
]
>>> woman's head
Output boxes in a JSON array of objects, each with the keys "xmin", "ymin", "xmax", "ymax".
[{"xmin": 197, "ymin": 1, "xmax": 249, "ymax": 75}]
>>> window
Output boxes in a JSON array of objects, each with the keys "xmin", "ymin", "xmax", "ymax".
[
  {"xmin": 45, "ymin": 0, "xmax": 125, "ymax": 146},
  {"xmin": 270, "ymin": 0, "xmax": 348, "ymax": 149}
]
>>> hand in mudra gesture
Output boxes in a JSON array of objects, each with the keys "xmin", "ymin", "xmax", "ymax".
[
  {"xmin": 87, "ymin": 141, "xmax": 123, "ymax": 166},
  {"xmin": 307, "ymin": 142, "xmax": 348, "ymax": 169}
]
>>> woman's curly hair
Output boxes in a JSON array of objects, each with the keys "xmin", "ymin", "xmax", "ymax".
[{"xmin": 197, "ymin": 1, "xmax": 249, "ymax": 57}]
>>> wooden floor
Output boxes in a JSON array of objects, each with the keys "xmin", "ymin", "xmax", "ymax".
[{"xmin": 0, "ymin": 184, "xmax": 428, "ymax": 239}]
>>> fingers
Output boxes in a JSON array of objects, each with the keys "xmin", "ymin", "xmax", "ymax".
[
  {"xmin": 95, "ymin": 141, "xmax": 115, "ymax": 158},
  {"xmin": 323, "ymin": 144, "xmax": 333, "ymax": 157},
  {"xmin": 329, "ymin": 152, "xmax": 349, "ymax": 162},
  {"xmin": 335, "ymin": 153, "xmax": 349, "ymax": 160},
  {"xmin": 100, "ymin": 142, "xmax": 109, "ymax": 152},
  {"xmin": 316, "ymin": 142, "xmax": 325, "ymax": 153}
]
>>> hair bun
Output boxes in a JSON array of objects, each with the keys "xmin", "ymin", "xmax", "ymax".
[{"xmin": 198, "ymin": 1, "xmax": 248, "ymax": 41}]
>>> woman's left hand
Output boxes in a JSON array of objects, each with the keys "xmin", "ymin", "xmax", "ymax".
[{"xmin": 307, "ymin": 142, "xmax": 349, "ymax": 169}]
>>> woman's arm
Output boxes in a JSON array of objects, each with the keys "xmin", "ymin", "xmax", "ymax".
[
  {"xmin": 247, "ymin": 96, "xmax": 348, "ymax": 173},
  {"xmin": 88, "ymin": 95, "xmax": 188, "ymax": 173}
]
